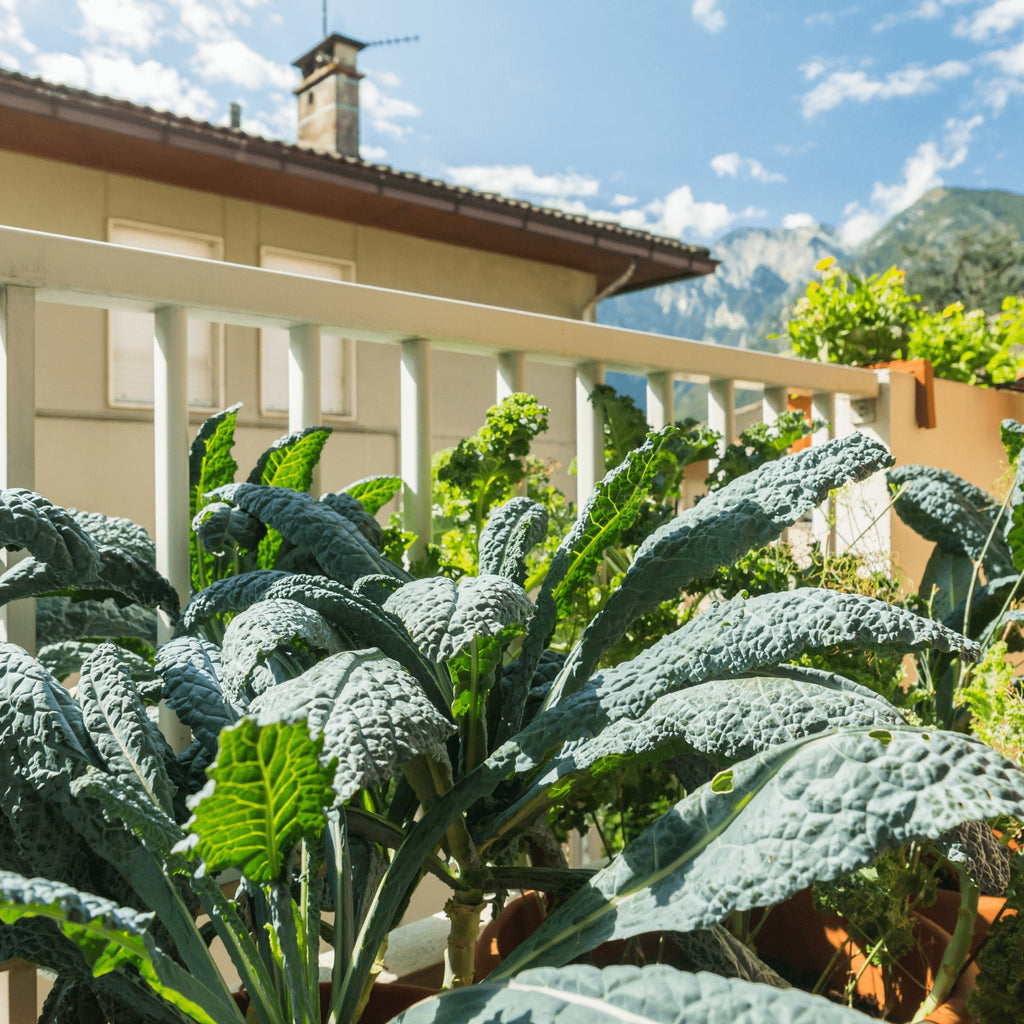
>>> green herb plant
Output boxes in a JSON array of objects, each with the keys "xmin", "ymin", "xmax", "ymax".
[{"xmin": 787, "ymin": 257, "xmax": 1024, "ymax": 384}]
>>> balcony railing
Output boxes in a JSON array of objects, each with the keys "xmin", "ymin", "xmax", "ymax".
[{"xmin": 0, "ymin": 223, "xmax": 882, "ymax": 620}]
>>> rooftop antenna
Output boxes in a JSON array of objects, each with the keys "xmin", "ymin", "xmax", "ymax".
[
  {"xmin": 362, "ymin": 34, "xmax": 420, "ymax": 49},
  {"xmin": 322, "ymin": 0, "xmax": 327, "ymax": 38}
]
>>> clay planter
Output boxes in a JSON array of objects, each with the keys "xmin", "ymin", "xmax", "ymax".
[
  {"xmin": 752, "ymin": 889, "xmax": 985, "ymax": 1023},
  {"xmin": 476, "ymin": 890, "xmax": 993, "ymax": 1023},
  {"xmin": 231, "ymin": 980, "xmax": 436, "ymax": 1024}
]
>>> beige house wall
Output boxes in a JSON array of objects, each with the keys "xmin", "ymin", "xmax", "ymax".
[
  {"xmin": 885, "ymin": 372, "xmax": 1024, "ymax": 589},
  {"xmin": 0, "ymin": 149, "xmax": 592, "ymax": 529}
]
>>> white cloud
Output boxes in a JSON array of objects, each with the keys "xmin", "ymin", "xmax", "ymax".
[
  {"xmin": 782, "ymin": 212, "xmax": 818, "ymax": 229},
  {"xmin": 955, "ymin": 0, "xmax": 1024, "ymax": 40},
  {"xmin": 444, "ymin": 164, "xmax": 600, "ymax": 199},
  {"xmin": 611, "ymin": 193, "xmax": 638, "ymax": 206},
  {"xmin": 691, "ymin": 0, "xmax": 726, "ymax": 33},
  {"xmin": 360, "ymin": 144, "xmax": 389, "ymax": 162},
  {"xmin": 228, "ymin": 94, "xmax": 294, "ymax": 140},
  {"xmin": 166, "ymin": 0, "xmax": 269, "ymax": 41},
  {"xmin": 361, "ymin": 76, "xmax": 421, "ymax": 140},
  {"xmin": 0, "ymin": 12, "xmax": 34, "ymax": 55},
  {"xmin": 77, "ymin": 0, "xmax": 162, "ymax": 52},
  {"xmin": 193, "ymin": 38, "xmax": 293, "ymax": 90},
  {"xmin": 805, "ymin": 6, "xmax": 861, "ymax": 27},
  {"xmin": 986, "ymin": 38, "xmax": 1024, "ymax": 75},
  {"xmin": 34, "ymin": 49, "xmax": 217, "ymax": 120},
  {"xmin": 800, "ymin": 59, "xmax": 827, "ymax": 81},
  {"xmin": 839, "ymin": 115, "xmax": 983, "ymax": 247},
  {"xmin": 710, "ymin": 152, "xmax": 741, "ymax": 177},
  {"xmin": 874, "ymin": 0, "xmax": 944, "ymax": 31},
  {"xmin": 801, "ymin": 60, "xmax": 971, "ymax": 117},
  {"xmin": 980, "ymin": 75, "xmax": 1024, "ymax": 110},
  {"xmin": 710, "ymin": 152, "xmax": 785, "ymax": 182},
  {"xmin": 647, "ymin": 185, "xmax": 764, "ymax": 239}
]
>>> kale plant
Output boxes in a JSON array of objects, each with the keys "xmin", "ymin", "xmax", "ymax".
[{"xmin": 0, "ymin": 429, "xmax": 1021, "ymax": 1024}]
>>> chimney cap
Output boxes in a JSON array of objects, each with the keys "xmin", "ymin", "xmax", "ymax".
[{"xmin": 292, "ymin": 33, "xmax": 367, "ymax": 77}]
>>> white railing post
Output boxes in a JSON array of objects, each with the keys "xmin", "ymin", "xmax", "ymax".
[
  {"xmin": 575, "ymin": 361, "xmax": 605, "ymax": 508},
  {"xmin": 289, "ymin": 323, "xmax": 323, "ymax": 494},
  {"xmin": 0, "ymin": 962, "xmax": 37, "ymax": 1024},
  {"xmin": 154, "ymin": 306, "xmax": 192, "ymax": 752},
  {"xmin": 762, "ymin": 385, "xmax": 788, "ymax": 426},
  {"xmin": 812, "ymin": 391, "xmax": 838, "ymax": 555},
  {"xmin": 0, "ymin": 285, "xmax": 36, "ymax": 656},
  {"xmin": 708, "ymin": 378, "xmax": 736, "ymax": 470},
  {"xmin": 401, "ymin": 338, "xmax": 432, "ymax": 562},
  {"xmin": 646, "ymin": 371, "xmax": 674, "ymax": 431},
  {"xmin": 496, "ymin": 351, "xmax": 526, "ymax": 402}
]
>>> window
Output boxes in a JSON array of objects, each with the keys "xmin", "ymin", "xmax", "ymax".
[
  {"xmin": 107, "ymin": 221, "xmax": 223, "ymax": 409},
  {"xmin": 259, "ymin": 248, "xmax": 357, "ymax": 420}
]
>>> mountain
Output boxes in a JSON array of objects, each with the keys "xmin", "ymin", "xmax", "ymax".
[
  {"xmin": 599, "ymin": 187, "xmax": 1024, "ymax": 356},
  {"xmin": 860, "ymin": 187, "xmax": 1024, "ymax": 273}
]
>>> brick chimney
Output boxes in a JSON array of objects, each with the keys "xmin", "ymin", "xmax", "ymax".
[{"xmin": 292, "ymin": 33, "xmax": 367, "ymax": 157}]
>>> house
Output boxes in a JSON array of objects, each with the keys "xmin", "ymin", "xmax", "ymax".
[{"xmin": 0, "ymin": 33, "xmax": 716, "ymax": 527}]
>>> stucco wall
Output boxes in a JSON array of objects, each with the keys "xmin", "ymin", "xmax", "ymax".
[
  {"xmin": 884, "ymin": 372, "xmax": 1024, "ymax": 589},
  {"xmin": 0, "ymin": 149, "xmax": 591, "ymax": 529}
]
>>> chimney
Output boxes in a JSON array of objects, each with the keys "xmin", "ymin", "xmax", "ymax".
[{"xmin": 292, "ymin": 33, "xmax": 367, "ymax": 158}]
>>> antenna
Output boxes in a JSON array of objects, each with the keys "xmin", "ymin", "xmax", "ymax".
[
  {"xmin": 363, "ymin": 34, "xmax": 420, "ymax": 49},
  {"xmin": 322, "ymin": 0, "xmax": 327, "ymax": 38}
]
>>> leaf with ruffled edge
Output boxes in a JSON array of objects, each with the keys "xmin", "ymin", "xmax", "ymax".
[
  {"xmin": 510, "ymin": 589, "xmax": 977, "ymax": 776},
  {"xmin": 219, "ymin": 597, "xmax": 344, "ymax": 703},
  {"xmin": 248, "ymin": 650, "xmax": 455, "ymax": 806},
  {"xmin": 0, "ymin": 871, "xmax": 240, "ymax": 1024},
  {"xmin": 176, "ymin": 570, "xmax": 294, "ymax": 635},
  {"xmin": 77, "ymin": 644, "xmax": 176, "ymax": 814},
  {"xmin": 383, "ymin": 574, "xmax": 533, "ymax": 663},
  {"xmin": 393, "ymin": 965, "xmax": 874, "ymax": 1024},
  {"xmin": 493, "ymin": 727, "xmax": 1024, "ymax": 975},
  {"xmin": 179, "ymin": 717, "xmax": 333, "ymax": 884},
  {"xmin": 889, "ymin": 464, "xmax": 1013, "ymax": 578},
  {"xmin": 0, "ymin": 489, "xmax": 101, "ymax": 603},
  {"xmin": 478, "ymin": 497, "xmax": 549, "ymax": 587},
  {"xmin": 38, "ymin": 640, "xmax": 157, "ymax": 689},
  {"xmin": 482, "ymin": 674, "xmax": 904, "ymax": 842},
  {"xmin": 156, "ymin": 636, "xmax": 238, "ymax": 756},
  {"xmin": 178, "ymin": 571, "xmax": 450, "ymax": 710},
  {"xmin": 212, "ymin": 483, "xmax": 395, "ymax": 585},
  {"xmin": 342, "ymin": 475, "xmax": 403, "ymax": 515},
  {"xmin": 552, "ymin": 432, "xmax": 895, "ymax": 704},
  {"xmin": 35, "ymin": 596, "xmax": 157, "ymax": 646}
]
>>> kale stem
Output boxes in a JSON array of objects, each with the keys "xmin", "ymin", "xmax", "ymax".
[{"xmin": 911, "ymin": 863, "xmax": 979, "ymax": 1022}]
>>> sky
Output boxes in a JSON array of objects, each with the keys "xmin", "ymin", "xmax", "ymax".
[{"xmin": 1, "ymin": 1, "xmax": 1022, "ymax": 250}]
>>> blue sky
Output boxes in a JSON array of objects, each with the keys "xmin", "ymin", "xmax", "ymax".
[{"xmin": 2, "ymin": 1, "xmax": 1022, "ymax": 249}]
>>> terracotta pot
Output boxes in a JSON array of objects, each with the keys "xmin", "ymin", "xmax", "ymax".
[
  {"xmin": 232, "ymin": 980, "xmax": 437, "ymax": 1024},
  {"xmin": 478, "ymin": 890, "xmax": 988, "ymax": 1022},
  {"xmin": 866, "ymin": 357, "xmax": 936, "ymax": 429},
  {"xmin": 753, "ymin": 889, "xmax": 982, "ymax": 1023},
  {"xmin": 475, "ymin": 890, "xmax": 548, "ymax": 980}
]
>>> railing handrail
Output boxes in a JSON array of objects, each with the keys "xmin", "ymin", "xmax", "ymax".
[{"xmin": 0, "ymin": 224, "xmax": 878, "ymax": 397}]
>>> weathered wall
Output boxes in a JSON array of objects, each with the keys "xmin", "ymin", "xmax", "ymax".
[{"xmin": 0, "ymin": 149, "xmax": 591, "ymax": 528}]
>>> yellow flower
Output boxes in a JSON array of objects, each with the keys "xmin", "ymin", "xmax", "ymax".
[
  {"xmin": 942, "ymin": 302, "xmax": 964, "ymax": 318},
  {"xmin": 814, "ymin": 256, "xmax": 835, "ymax": 272}
]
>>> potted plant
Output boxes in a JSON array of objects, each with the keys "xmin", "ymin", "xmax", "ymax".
[{"xmin": 0, "ymin": 424, "xmax": 1021, "ymax": 1023}]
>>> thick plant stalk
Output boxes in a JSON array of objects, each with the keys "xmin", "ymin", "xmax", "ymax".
[
  {"xmin": 443, "ymin": 892, "xmax": 486, "ymax": 988},
  {"xmin": 911, "ymin": 865, "xmax": 979, "ymax": 1022}
]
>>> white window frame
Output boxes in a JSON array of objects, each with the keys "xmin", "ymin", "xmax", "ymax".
[
  {"xmin": 106, "ymin": 218, "xmax": 225, "ymax": 411},
  {"xmin": 258, "ymin": 245, "xmax": 358, "ymax": 423}
]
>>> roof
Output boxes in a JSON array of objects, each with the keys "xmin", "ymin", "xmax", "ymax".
[{"xmin": 0, "ymin": 67, "xmax": 718, "ymax": 295}]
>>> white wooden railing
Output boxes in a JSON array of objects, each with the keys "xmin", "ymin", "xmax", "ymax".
[{"xmin": 0, "ymin": 224, "xmax": 885, "ymax": 1021}]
